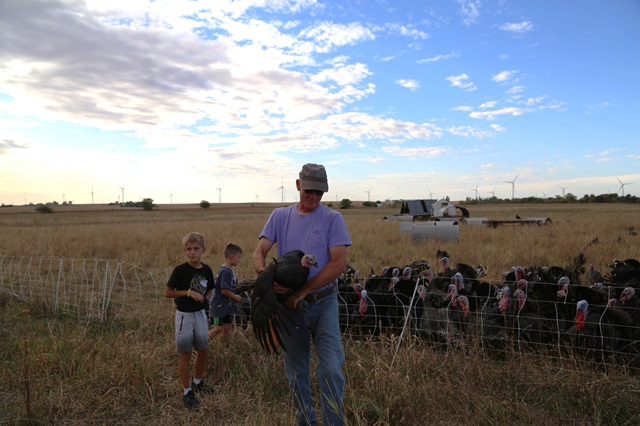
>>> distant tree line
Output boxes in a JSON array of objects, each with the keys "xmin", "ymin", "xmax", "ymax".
[{"xmin": 461, "ymin": 193, "xmax": 639, "ymax": 205}]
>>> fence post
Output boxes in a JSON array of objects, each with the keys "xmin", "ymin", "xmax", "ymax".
[
  {"xmin": 100, "ymin": 260, "xmax": 110, "ymax": 322},
  {"xmin": 55, "ymin": 256, "xmax": 63, "ymax": 312}
]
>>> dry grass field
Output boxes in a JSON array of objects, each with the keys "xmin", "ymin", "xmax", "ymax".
[{"xmin": 1, "ymin": 201, "xmax": 639, "ymax": 425}]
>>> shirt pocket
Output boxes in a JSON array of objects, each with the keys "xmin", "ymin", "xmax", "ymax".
[{"xmin": 307, "ymin": 228, "xmax": 328, "ymax": 251}]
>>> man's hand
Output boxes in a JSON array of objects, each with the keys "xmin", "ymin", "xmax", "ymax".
[
  {"xmin": 272, "ymin": 282, "xmax": 289, "ymax": 294},
  {"xmin": 286, "ymin": 291, "xmax": 306, "ymax": 309},
  {"xmin": 272, "ymin": 282, "xmax": 306, "ymax": 308}
]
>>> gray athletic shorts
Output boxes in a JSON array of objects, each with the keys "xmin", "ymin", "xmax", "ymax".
[{"xmin": 175, "ymin": 309, "xmax": 209, "ymax": 352}]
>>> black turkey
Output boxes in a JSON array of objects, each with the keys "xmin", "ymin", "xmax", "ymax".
[
  {"xmin": 604, "ymin": 258, "xmax": 640, "ymax": 290},
  {"xmin": 251, "ymin": 250, "xmax": 317, "ymax": 353}
]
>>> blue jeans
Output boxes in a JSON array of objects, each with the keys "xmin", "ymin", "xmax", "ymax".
[{"xmin": 281, "ymin": 293, "xmax": 345, "ymax": 426}]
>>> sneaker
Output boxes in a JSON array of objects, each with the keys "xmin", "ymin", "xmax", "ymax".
[
  {"xmin": 182, "ymin": 390, "xmax": 199, "ymax": 409},
  {"xmin": 192, "ymin": 379, "xmax": 215, "ymax": 395}
]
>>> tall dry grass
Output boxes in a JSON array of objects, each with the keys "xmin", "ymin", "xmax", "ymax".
[
  {"xmin": 1, "ymin": 202, "xmax": 639, "ymax": 425},
  {"xmin": 1, "ymin": 202, "xmax": 637, "ymax": 282}
]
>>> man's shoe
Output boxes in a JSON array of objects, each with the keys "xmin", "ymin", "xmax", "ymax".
[
  {"xmin": 192, "ymin": 379, "xmax": 215, "ymax": 395},
  {"xmin": 183, "ymin": 390, "xmax": 199, "ymax": 409}
]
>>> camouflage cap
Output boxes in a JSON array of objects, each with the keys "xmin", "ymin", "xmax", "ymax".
[{"xmin": 298, "ymin": 163, "xmax": 329, "ymax": 192}]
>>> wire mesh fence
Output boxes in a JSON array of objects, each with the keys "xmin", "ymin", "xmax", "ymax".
[
  {"xmin": 2, "ymin": 254, "xmax": 639, "ymax": 370},
  {"xmin": 336, "ymin": 265, "xmax": 640, "ymax": 371},
  {"xmin": 0, "ymin": 255, "xmax": 166, "ymax": 322}
]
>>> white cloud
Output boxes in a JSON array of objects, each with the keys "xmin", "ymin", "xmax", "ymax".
[
  {"xmin": 588, "ymin": 102, "xmax": 613, "ymax": 109},
  {"xmin": 452, "ymin": 106, "xmax": 473, "ymax": 113},
  {"xmin": 538, "ymin": 100, "xmax": 565, "ymax": 111},
  {"xmin": 469, "ymin": 107, "xmax": 526, "ymax": 120},
  {"xmin": 383, "ymin": 23, "xmax": 429, "ymax": 40},
  {"xmin": 598, "ymin": 148, "xmax": 620, "ymax": 156},
  {"xmin": 383, "ymin": 145, "xmax": 452, "ymax": 157},
  {"xmin": 367, "ymin": 156, "xmax": 385, "ymax": 163},
  {"xmin": 446, "ymin": 74, "xmax": 477, "ymax": 91},
  {"xmin": 490, "ymin": 124, "xmax": 506, "ymax": 132},
  {"xmin": 447, "ymin": 126, "xmax": 494, "ymax": 138},
  {"xmin": 522, "ymin": 96, "xmax": 546, "ymax": 106},
  {"xmin": 479, "ymin": 101, "xmax": 497, "ymax": 109},
  {"xmin": 492, "ymin": 70, "xmax": 518, "ymax": 83},
  {"xmin": 458, "ymin": 0, "xmax": 481, "ymax": 26},
  {"xmin": 396, "ymin": 79, "xmax": 420, "ymax": 91},
  {"xmin": 299, "ymin": 22, "xmax": 376, "ymax": 53},
  {"xmin": 499, "ymin": 21, "xmax": 534, "ymax": 34},
  {"xmin": 507, "ymin": 85, "xmax": 525, "ymax": 94},
  {"xmin": 312, "ymin": 63, "xmax": 372, "ymax": 86},
  {"xmin": 481, "ymin": 163, "xmax": 495, "ymax": 169},
  {"xmin": 416, "ymin": 51, "xmax": 459, "ymax": 64}
]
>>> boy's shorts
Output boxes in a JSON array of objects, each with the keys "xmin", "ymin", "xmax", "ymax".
[
  {"xmin": 175, "ymin": 309, "xmax": 208, "ymax": 352},
  {"xmin": 211, "ymin": 314, "xmax": 233, "ymax": 326}
]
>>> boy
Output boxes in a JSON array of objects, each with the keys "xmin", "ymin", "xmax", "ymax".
[
  {"xmin": 165, "ymin": 232, "xmax": 215, "ymax": 409},
  {"xmin": 208, "ymin": 243, "xmax": 243, "ymax": 344}
]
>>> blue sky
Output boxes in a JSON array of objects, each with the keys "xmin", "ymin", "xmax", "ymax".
[{"xmin": 1, "ymin": 0, "xmax": 639, "ymax": 205}]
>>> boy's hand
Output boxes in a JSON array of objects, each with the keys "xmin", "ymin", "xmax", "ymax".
[{"xmin": 190, "ymin": 291, "xmax": 204, "ymax": 302}]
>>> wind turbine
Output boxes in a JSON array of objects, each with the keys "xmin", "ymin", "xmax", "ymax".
[
  {"xmin": 559, "ymin": 186, "xmax": 568, "ymax": 198},
  {"xmin": 504, "ymin": 174, "xmax": 518, "ymax": 200},
  {"xmin": 91, "ymin": 187, "xmax": 94, "ymax": 204},
  {"xmin": 364, "ymin": 188, "xmax": 372, "ymax": 202},
  {"xmin": 427, "ymin": 188, "xmax": 435, "ymax": 199},
  {"xmin": 276, "ymin": 182, "xmax": 286, "ymax": 203},
  {"xmin": 470, "ymin": 183, "xmax": 479, "ymax": 201},
  {"xmin": 541, "ymin": 191, "xmax": 547, "ymax": 198},
  {"xmin": 335, "ymin": 194, "xmax": 339, "ymax": 202},
  {"xmin": 255, "ymin": 193, "xmax": 260, "ymax": 203},
  {"xmin": 487, "ymin": 187, "xmax": 496, "ymax": 198},
  {"xmin": 216, "ymin": 187, "xmax": 222, "ymax": 203},
  {"xmin": 617, "ymin": 177, "xmax": 633, "ymax": 196},
  {"xmin": 119, "ymin": 186, "xmax": 125, "ymax": 204},
  {"xmin": 170, "ymin": 193, "xmax": 173, "ymax": 204}
]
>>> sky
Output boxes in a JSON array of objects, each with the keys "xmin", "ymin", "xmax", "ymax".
[{"xmin": 1, "ymin": 0, "xmax": 639, "ymax": 205}]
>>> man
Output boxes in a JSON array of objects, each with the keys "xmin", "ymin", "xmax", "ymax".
[{"xmin": 252, "ymin": 163, "xmax": 352, "ymax": 426}]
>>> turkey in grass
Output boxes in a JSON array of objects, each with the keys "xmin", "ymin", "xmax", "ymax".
[{"xmin": 251, "ymin": 250, "xmax": 318, "ymax": 353}]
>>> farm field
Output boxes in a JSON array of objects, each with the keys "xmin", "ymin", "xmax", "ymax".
[{"xmin": 1, "ymin": 202, "xmax": 639, "ymax": 425}]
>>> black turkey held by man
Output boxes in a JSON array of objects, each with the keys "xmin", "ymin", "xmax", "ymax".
[{"xmin": 251, "ymin": 250, "xmax": 317, "ymax": 353}]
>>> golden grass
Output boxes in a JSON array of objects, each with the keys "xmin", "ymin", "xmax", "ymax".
[
  {"xmin": 1, "ymin": 202, "xmax": 639, "ymax": 425},
  {"xmin": 2, "ymin": 202, "xmax": 638, "ymax": 283}
]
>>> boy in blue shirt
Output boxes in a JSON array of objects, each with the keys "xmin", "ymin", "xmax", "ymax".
[{"xmin": 208, "ymin": 243, "xmax": 243, "ymax": 344}]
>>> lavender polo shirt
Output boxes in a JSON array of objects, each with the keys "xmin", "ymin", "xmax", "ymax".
[{"xmin": 259, "ymin": 203, "xmax": 352, "ymax": 291}]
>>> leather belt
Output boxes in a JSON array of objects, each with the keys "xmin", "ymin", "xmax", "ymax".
[{"xmin": 304, "ymin": 285, "xmax": 337, "ymax": 303}]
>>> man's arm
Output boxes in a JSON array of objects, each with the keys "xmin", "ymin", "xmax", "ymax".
[
  {"xmin": 252, "ymin": 237, "xmax": 274, "ymax": 274},
  {"xmin": 286, "ymin": 245, "xmax": 348, "ymax": 308}
]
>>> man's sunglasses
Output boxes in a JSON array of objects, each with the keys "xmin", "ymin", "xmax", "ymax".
[{"xmin": 304, "ymin": 189, "xmax": 325, "ymax": 196}]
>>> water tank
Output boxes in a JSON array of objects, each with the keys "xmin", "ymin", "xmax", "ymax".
[{"xmin": 400, "ymin": 220, "xmax": 459, "ymax": 242}]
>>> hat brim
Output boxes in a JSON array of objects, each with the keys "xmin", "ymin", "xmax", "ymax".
[{"xmin": 299, "ymin": 179, "xmax": 328, "ymax": 192}]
